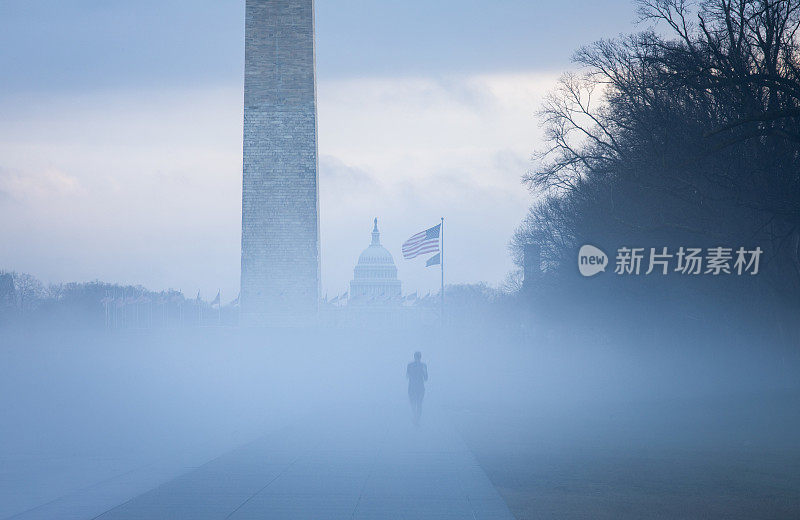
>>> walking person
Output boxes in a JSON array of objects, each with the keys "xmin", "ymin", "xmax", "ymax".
[{"xmin": 406, "ymin": 351, "xmax": 428, "ymax": 425}]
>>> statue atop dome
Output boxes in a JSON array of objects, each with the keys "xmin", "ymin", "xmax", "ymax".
[{"xmin": 372, "ymin": 217, "xmax": 380, "ymax": 245}]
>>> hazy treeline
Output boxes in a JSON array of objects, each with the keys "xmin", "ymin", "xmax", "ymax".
[
  {"xmin": 512, "ymin": 0, "xmax": 800, "ymax": 345},
  {"xmin": 0, "ymin": 269, "xmax": 515, "ymax": 332},
  {"xmin": 0, "ymin": 270, "xmax": 211, "ymax": 329}
]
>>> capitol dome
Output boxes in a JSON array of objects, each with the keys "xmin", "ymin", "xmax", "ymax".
[{"xmin": 350, "ymin": 218, "xmax": 402, "ymax": 304}]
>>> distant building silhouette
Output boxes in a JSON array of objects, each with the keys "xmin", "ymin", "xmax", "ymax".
[
  {"xmin": 522, "ymin": 243, "xmax": 541, "ymax": 291},
  {"xmin": 349, "ymin": 218, "xmax": 402, "ymax": 306},
  {"xmin": 318, "ymin": 219, "xmax": 439, "ymax": 328}
]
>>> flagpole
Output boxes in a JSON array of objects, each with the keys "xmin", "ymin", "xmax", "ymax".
[
  {"xmin": 218, "ymin": 289, "xmax": 222, "ymax": 326},
  {"xmin": 440, "ymin": 217, "xmax": 444, "ymax": 326}
]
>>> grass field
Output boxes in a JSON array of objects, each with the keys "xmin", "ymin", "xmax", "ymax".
[{"xmin": 456, "ymin": 393, "xmax": 800, "ymax": 519}]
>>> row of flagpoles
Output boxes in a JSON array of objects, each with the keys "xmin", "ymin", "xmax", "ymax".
[
  {"xmin": 102, "ymin": 219, "xmax": 446, "ymax": 327},
  {"xmin": 100, "ymin": 291, "xmax": 235, "ymax": 309},
  {"xmin": 101, "ymin": 289, "xmax": 237, "ymax": 329},
  {"xmin": 322, "ymin": 290, "xmax": 440, "ymax": 306}
]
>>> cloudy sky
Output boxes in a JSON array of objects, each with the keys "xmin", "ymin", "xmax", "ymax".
[{"xmin": 0, "ymin": 0, "xmax": 640, "ymax": 300}]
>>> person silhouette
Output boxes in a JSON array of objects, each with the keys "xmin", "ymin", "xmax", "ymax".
[{"xmin": 406, "ymin": 351, "xmax": 428, "ymax": 425}]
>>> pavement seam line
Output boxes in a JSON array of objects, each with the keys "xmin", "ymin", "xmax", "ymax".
[{"xmin": 223, "ymin": 454, "xmax": 303, "ymax": 519}]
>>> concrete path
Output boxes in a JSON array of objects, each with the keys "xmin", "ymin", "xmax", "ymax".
[{"xmin": 89, "ymin": 405, "xmax": 515, "ymax": 519}]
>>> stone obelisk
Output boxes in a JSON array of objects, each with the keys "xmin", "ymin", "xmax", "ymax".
[{"xmin": 240, "ymin": 0, "xmax": 320, "ymax": 326}]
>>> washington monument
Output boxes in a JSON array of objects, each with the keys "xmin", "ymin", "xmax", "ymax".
[{"xmin": 240, "ymin": 0, "xmax": 321, "ymax": 326}]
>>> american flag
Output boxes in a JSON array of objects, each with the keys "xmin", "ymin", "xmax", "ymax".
[{"xmin": 402, "ymin": 224, "xmax": 441, "ymax": 259}]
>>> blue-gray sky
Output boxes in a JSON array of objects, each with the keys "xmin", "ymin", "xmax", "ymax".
[
  {"xmin": 0, "ymin": 0, "xmax": 640, "ymax": 299},
  {"xmin": 2, "ymin": 1, "xmax": 637, "ymax": 90}
]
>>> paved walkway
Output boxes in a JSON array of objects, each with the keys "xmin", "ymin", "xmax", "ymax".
[{"xmin": 86, "ymin": 405, "xmax": 514, "ymax": 519}]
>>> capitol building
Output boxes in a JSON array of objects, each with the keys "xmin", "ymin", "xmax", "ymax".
[
  {"xmin": 349, "ymin": 219, "xmax": 402, "ymax": 305},
  {"xmin": 319, "ymin": 218, "xmax": 437, "ymax": 328}
]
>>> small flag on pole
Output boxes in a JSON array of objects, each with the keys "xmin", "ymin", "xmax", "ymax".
[
  {"xmin": 402, "ymin": 224, "xmax": 441, "ymax": 259},
  {"xmin": 425, "ymin": 253, "xmax": 440, "ymax": 267}
]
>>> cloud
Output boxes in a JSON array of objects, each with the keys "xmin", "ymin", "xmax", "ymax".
[
  {"xmin": 0, "ymin": 72, "xmax": 558, "ymax": 297},
  {"xmin": 0, "ymin": 166, "xmax": 81, "ymax": 204},
  {"xmin": 318, "ymin": 72, "xmax": 557, "ymax": 294},
  {"xmin": 320, "ymin": 156, "xmax": 380, "ymax": 194},
  {"xmin": 0, "ymin": 1, "xmax": 638, "ymax": 93}
]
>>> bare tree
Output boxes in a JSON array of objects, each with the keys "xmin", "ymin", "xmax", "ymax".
[
  {"xmin": 12, "ymin": 272, "xmax": 45, "ymax": 312},
  {"xmin": 514, "ymin": 0, "xmax": 800, "ymax": 313}
]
